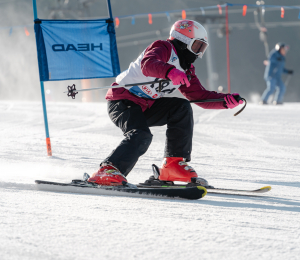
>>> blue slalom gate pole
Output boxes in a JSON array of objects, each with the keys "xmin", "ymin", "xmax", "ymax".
[
  {"xmin": 106, "ymin": 0, "xmax": 113, "ymax": 19},
  {"xmin": 32, "ymin": 0, "xmax": 52, "ymax": 156}
]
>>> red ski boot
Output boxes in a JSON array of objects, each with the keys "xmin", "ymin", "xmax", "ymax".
[
  {"xmin": 159, "ymin": 157, "xmax": 201, "ymax": 183},
  {"xmin": 87, "ymin": 164, "xmax": 127, "ymax": 186}
]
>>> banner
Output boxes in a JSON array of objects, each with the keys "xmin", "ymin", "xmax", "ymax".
[{"xmin": 34, "ymin": 19, "xmax": 120, "ymax": 81}]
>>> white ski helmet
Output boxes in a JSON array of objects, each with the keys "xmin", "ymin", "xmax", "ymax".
[{"xmin": 169, "ymin": 20, "xmax": 209, "ymax": 58}]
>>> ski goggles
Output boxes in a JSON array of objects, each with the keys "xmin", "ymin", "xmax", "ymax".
[
  {"xmin": 187, "ymin": 39, "xmax": 209, "ymax": 58},
  {"xmin": 171, "ymin": 30, "xmax": 209, "ymax": 58},
  {"xmin": 283, "ymin": 45, "xmax": 290, "ymax": 52}
]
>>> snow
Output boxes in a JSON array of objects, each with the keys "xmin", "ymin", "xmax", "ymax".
[{"xmin": 1, "ymin": 100, "xmax": 300, "ymax": 260}]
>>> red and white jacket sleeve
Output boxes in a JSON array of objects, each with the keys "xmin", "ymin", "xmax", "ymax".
[
  {"xmin": 141, "ymin": 40, "xmax": 228, "ymax": 110},
  {"xmin": 141, "ymin": 40, "xmax": 175, "ymax": 79}
]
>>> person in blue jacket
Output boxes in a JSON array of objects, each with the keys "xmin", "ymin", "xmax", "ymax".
[{"xmin": 260, "ymin": 43, "xmax": 293, "ymax": 105}]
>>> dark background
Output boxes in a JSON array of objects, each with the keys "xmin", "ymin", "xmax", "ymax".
[{"xmin": 0, "ymin": 0, "xmax": 299, "ymax": 103}]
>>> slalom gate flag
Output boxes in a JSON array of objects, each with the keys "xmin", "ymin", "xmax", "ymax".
[{"xmin": 34, "ymin": 19, "xmax": 120, "ymax": 81}]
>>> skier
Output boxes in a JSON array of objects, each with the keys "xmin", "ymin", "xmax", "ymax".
[
  {"xmin": 88, "ymin": 20, "xmax": 243, "ymax": 186},
  {"xmin": 260, "ymin": 43, "xmax": 294, "ymax": 105}
]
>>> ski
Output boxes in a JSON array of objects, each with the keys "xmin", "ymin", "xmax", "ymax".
[
  {"xmin": 35, "ymin": 180, "xmax": 207, "ymax": 200},
  {"xmin": 207, "ymin": 186, "xmax": 271, "ymax": 194},
  {"xmin": 204, "ymin": 191, "xmax": 269, "ymax": 197},
  {"xmin": 137, "ymin": 183, "xmax": 271, "ymax": 195},
  {"xmin": 138, "ymin": 164, "xmax": 272, "ymax": 196}
]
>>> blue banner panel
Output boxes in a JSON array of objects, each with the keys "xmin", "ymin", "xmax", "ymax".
[{"xmin": 34, "ymin": 19, "xmax": 120, "ymax": 81}]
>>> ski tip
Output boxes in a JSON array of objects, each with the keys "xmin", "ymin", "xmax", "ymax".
[
  {"xmin": 258, "ymin": 186, "xmax": 272, "ymax": 193},
  {"xmin": 197, "ymin": 186, "xmax": 207, "ymax": 198}
]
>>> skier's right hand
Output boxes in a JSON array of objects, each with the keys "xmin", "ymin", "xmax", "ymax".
[{"xmin": 167, "ymin": 68, "xmax": 190, "ymax": 87}]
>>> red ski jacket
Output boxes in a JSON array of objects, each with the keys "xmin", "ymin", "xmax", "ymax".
[{"xmin": 105, "ymin": 39, "xmax": 228, "ymax": 112}]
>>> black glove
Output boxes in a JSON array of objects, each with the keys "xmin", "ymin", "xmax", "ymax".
[{"xmin": 287, "ymin": 69, "xmax": 294, "ymax": 75}]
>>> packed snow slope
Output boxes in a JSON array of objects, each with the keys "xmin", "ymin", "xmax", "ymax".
[{"xmin": 1, "ymin": 100, "xmax": 300, "ymax": 260}]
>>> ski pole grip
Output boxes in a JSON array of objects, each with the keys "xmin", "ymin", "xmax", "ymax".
[{"xmin": 233, "ymin": 94, "xmax": 242, "ymax": 102}]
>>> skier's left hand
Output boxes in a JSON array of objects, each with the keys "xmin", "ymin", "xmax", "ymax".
[{"xmin": 224, "ymin": 93, "xmax": 243, "ymax": 109}]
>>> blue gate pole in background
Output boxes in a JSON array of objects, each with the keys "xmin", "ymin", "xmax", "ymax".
[
  {"xmin": 32, "ymin": 0, "xmax": 52, "ymax": 156},
  {"xmin": 106, "ymin": 0, "xmax": 113, "ymax": 19}
]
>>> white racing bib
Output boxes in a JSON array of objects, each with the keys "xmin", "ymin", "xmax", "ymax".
[{"xmin": 116, "ymin": 42, "xmax": 185, "ymax": 99}]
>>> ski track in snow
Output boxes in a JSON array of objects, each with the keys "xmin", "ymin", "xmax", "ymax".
[{"xmin": 0, "ymin": 101, "xmax": 300, "ymax": 260}]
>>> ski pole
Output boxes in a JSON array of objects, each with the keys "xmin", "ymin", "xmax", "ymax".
[
  {"xmin": 190, "ymin": 96, "xmax": 247, "ymax": 117},
  {"xmin": 64, "ymin": 79, "xmax": 171, "ymax": 99},
  {"xmin": 65, "ymin": 76, "xmax": 192, "ymax": 99}
]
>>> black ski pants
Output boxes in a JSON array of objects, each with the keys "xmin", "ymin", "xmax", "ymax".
[{"xmin": 102, "ymin": 97, "xmax": 193, "ymax": 176}]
